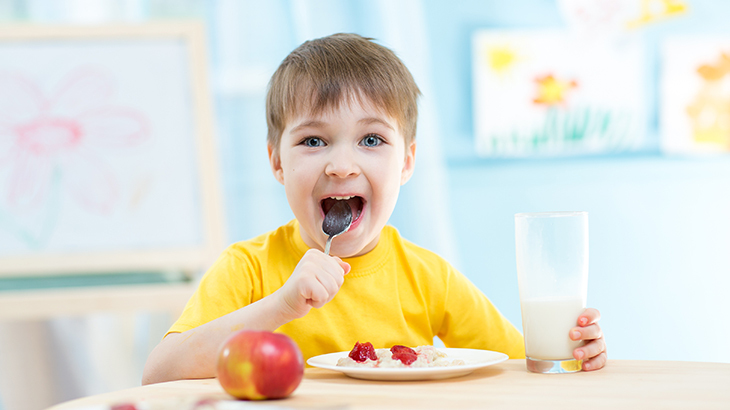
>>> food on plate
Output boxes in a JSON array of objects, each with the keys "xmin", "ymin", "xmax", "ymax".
[
  {"xmin": 337, "ymin": 342, "xmax": 466, "ymax": 368},
  {"xmin": 348, "ymin": 341, "xmax": 378, "ymax": 362}
]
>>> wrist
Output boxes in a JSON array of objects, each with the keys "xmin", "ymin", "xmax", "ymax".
[{"xmin": 261, "ymin": 290, "xmax": 298, "ymax": 328}]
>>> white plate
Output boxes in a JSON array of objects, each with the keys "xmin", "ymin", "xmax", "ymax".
[{"xmin": 307, "ymin": 348, "xmax": 508, "ymax": 381}]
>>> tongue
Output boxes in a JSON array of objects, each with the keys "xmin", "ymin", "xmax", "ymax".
[{"xmin": 345, "ymin": 198, "xmax": 360, "ymax": 220}]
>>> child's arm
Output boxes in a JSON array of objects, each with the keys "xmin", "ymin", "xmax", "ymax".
[
  {"xmin": 570, "ymin": 308, "xmax": 607, "ymax": 371},
  {"xmin": 142, "ymin": 249, "xmax": 350, "ymax": 385}
]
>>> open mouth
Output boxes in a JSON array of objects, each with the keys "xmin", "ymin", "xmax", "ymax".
[{"xmin": 321, "ymin": 196, "xmax": 364, "ymax": 224}]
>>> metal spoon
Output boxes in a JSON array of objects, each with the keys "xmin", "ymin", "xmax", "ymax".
[{"xmin": 322, "ymin": 200, "xmax": 353, "ymax": 255}]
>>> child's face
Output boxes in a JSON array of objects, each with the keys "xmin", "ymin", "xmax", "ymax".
[{"xmin": 269, "ymin": 98, "xmax": 416, "ymax": 257}]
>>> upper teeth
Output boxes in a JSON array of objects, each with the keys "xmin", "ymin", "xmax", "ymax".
[{"xmin": 330, "ymin": 196, "xmax": 353, "ymax": 200}]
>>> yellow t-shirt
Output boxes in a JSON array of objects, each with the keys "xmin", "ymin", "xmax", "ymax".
[{"xmin": 168, "ymin": 219, "xmax": 525, "ymax": 361}]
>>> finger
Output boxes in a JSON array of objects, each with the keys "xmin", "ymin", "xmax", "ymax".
[
  {"xmin": 325, "ymin": 263, "xmax": 346, "ymax": 288},
  {"xmin": 301, "ymin": 277, "xmax": 330, "ymax": 308},
  {"xmin": 577, "ymin": 308, "xmax": 601, "ymax": 327},
  {"xmin": 573, "ymin": 337, "xmax": 606, "ymax": 362},
  {"xmin": 316, "ymin": 270, "xmax": 341, "ymax": 297},
  {"xmin": 316, "ymin": 253, "xmax": 347, "ymax": 278},
  {"xmin": 333, "ymin": 257, "xmax": 351, "ymax": 275},
  {"xmin": 312, "ymin": 260, "xmax": 344, "ymax": 289},
  {"xmin": 582, "ymin": 351, "xmax": 607, "ymax": 371},
  {"xmin": 306, "ymin": 296, "xmax": 328, "ymax": 309},
  {"xmin": 569, "ymin": 323, "xmax": 602, "ymax": 341}
]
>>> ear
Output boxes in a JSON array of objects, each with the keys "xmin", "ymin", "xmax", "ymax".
[
  {"xmin": 268, "ymin": 144, "xmax": 285, "ymax": 185},
  {"xmin": 400, "ymin": 140, "xmax": 417, "ymax": 185}
]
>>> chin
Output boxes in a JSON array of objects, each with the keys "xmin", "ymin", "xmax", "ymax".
[{"xmin": 331, "ymin": 235, "xmax": 377, "ymax": 258}]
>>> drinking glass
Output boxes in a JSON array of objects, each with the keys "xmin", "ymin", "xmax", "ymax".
[{"xmin": 515, "ymin": 211, "xmax": 588, "ymax": 374}]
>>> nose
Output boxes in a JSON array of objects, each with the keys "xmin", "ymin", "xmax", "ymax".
[{"xmin": 325, "ymin": 146, "xmax": 360, "ymax": 178}]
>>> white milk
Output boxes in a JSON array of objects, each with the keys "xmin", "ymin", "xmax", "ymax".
[{"xmin": 521, "ymin": 297, "xmax": 585, "ymax": 360}]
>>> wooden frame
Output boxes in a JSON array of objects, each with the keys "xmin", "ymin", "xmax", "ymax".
[{"xmin": 0, "ymin": 22, "xmax": 225, "ymax": 278}]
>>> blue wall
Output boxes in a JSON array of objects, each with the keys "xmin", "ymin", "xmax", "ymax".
[{"xmin": 422, "ymin": 0, "xmax": 730, "ymax": 362}]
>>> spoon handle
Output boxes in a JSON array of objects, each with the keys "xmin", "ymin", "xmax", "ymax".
[{"xmin": 324, "ymin": 235, "xmax": 334, "ymax": 255}]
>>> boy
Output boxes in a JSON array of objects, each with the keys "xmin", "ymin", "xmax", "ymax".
[{"xmin": 142, "ymin": 33, "xmax": 606, "ymax": 384}]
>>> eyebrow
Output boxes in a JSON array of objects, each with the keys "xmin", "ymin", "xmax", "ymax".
[
  {"xmin": 290, "ymin": 120, "xmax": 327, "ymax": 134},
  {"xmin": 289, "ymin": 117, "xmax": 395, "ymax": 134},
  {"xmin": 358, "ymin": 117, "xmax": 395, "ymax": 131}
]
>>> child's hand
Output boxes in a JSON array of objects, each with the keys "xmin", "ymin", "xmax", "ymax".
[
  {"xmin": 275, "ymin": 249, "xmax": 351, "ymax": 321},
  {"xmin": 570, "ymin": 308, "xmax": 607, "ymax": 371}
]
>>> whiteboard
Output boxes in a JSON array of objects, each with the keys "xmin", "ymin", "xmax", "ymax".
[{"xmin": 0, "ymin": 23, "xmax": 225, "ymax": 277}]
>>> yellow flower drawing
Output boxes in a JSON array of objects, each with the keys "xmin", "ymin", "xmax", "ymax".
[{"xmin": 532, "ymin": 74, "xmax": 578, "ymax": 106}]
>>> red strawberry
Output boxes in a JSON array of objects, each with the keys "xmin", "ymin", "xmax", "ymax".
[
  {"xmin": 390, "ymin": 345, "xmax": 418, "ymax": 365},
  {"xmin": 348, "ymin": 341, "xmax": 378, "ymax": 362}
]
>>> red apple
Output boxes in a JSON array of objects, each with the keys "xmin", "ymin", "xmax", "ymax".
[{"xmin": 216, "ymin": 330, "xmax": 304, "ymax": 400}]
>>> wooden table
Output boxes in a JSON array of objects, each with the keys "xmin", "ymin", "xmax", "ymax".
[{"xmin": 47, "ymin": 359, "xmax": 730, "ymax": 409}]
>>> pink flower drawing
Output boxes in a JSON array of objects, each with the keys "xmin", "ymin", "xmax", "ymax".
[{"xmin": 0, "ymin": 67, "xmax": 149, "ymax": 214}]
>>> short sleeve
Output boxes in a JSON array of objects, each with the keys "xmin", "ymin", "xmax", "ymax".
[{"xmin": 165, "ymin": 247, "xmax": 255, "ymax": 337}]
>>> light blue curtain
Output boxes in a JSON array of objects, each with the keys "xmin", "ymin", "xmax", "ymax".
[{"xmin": 0, "ymin": 1, "xmax": 454, "ymax": 409}]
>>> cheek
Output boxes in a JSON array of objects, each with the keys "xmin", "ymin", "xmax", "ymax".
[
  {"xmin": 371, "ymin": 162, "xmax": 404, "ymax": 202},
  {"xmin": 283, "ymin": 164, "xmax": 318, "ymax": 201}
]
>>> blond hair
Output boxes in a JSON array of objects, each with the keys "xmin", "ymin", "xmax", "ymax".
[{"xmin": 266, "ymin": 33, "xmax": 421, "ymax": 156}]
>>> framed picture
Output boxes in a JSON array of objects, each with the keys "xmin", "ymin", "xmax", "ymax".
[
  {"xmin": 661, "ymin": 37, "xmax": 730, "ymax": 154},
  {"xmin": 0, "ymin": 22, "xmax": 226, "ymax": 277},
  {"xmin": 472, "ymin": 30, "xmax": 646, "ymax": 157}
]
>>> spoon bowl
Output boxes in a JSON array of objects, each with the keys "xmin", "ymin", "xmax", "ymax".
[{"xmin": 322, "ymin": 201, "xmax": 353, "ymax": 255}]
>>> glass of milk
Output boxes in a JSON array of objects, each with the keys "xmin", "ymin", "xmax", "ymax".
[{"xmin": 515, "ymin": 211, "xmax": 588, "ymax": 374}]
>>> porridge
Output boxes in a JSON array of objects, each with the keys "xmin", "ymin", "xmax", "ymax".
[{"xmin": 336, "ymin": 342, "xmax": 466, "ymax": 368}]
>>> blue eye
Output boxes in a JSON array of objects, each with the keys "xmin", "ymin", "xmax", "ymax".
[
  {"xmin": 361, "ymin": 134, "xmax": 382, "ymax": 147},
  {"xmin": 302, "ymin": 137, "xmax": 323, "ymax": 147}
]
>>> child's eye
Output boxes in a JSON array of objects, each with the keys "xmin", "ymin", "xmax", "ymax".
[
  {"xmin": 360, "ymin": 134, "xmax": 383, "ymax": 147},
  {"xmin": 301, "ymin": 137, "xmax": 324, "ymax": 147}
]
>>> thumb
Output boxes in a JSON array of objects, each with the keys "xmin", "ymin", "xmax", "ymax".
[{"xmin": 334, "ymin": 257, "xmax": 351, "ymax": 275}]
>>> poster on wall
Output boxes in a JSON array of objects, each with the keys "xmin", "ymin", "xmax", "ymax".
[
  {"xmin": 472, "ymin": 30, "xmax": 646, "ymax": 158},
  {"xmin": 0, "ymin": 23, "xmax": 226, "ymax": 277},
  {"xmin": 661, "ymin": 37, "xmax": 730, "ymax": 155}
]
